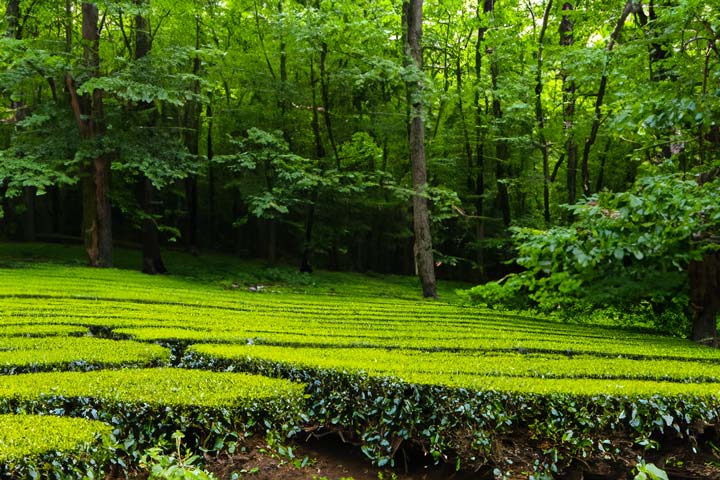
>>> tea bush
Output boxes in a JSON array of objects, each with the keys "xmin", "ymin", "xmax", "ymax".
[{"xmin": 0, "ymin": 414, "xmax": 112, "ymax": 478}]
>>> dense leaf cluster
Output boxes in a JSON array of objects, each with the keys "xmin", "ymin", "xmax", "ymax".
[
  {"xmin": 184, "ymin": 348, "xmax": 720, "ymax": 475},
  {"xmin": 0, "ymin": 368, "xmax": 303, "ymax": 465},
  {"xmin": 464, "ymin": 174, "xmax": 720, "ymax": 334},
  {"xmin": 0, "ymin": 414, "xmax": 112, "ymax": 479}
]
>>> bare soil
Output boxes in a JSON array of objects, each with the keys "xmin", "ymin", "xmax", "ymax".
[{"xmin": 118, "ymin": 434, "xmax": 720, "ymax": 480}]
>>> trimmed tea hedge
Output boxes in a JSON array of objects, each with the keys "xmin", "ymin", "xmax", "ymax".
[
  {"xmin": 185, "ymin": 344, "xmax": 720, "ymax": 384},
  {"xmin": 3, "ymin": 256, "xmax": 720, "ymax": 476},
  {"xmin": 184, "ymin": 344, "xmax": 720, "ymax": 473},
  {"xmin": 0, "ymin": 414, "xmax": 112, "ymax": 478},
  {"xmin": 0, "ymin": 368, "xmax": 304, "ymax": 463},
  {"xmin": 0, "ymin": 337, "xmax": 169, "ymax": 373},
  {"xmin": 0, "ymin": 324, "xmax": 87, "ymax": 338}
]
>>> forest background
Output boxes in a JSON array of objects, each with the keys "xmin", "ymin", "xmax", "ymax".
[{"xmin": 1, "ymin": 0, "xmax": 719, "ymax": 341}]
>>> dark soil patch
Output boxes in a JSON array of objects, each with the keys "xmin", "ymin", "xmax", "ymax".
[
  {"xmin": 114, "ymin": 433, "xmax": 720, "ymax": 480},
  {"xmin": 203, "ymin": 435, "xmax": 485, "ymax": 480}
]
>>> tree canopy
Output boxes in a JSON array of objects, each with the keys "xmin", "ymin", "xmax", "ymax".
[{"xmin": 1, "ymin": 0, "xmax": 719, "ymax": 338}]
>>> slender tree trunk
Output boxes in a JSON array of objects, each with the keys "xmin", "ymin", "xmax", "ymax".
[
  {"xmin": 456, "ymin": 51, "xmax": 472, "ymax": 180},
  {"xmin": 5, "ymin": 0, "xmax": 19, "ymax": 38},
  {"xmin": 491, "ymin": 63, "xmax": 510, "ymax": 227},
  {"xmin": 560, "ymin": 2, "xmax": 578, "ymax": 208},
  {"xmin": 690, "ymin": 252, "xmax": 720, "ymax": 346},
  {"xmin": 65, "ymin": 0, "xmax": 73, "ymax": 52},
  {"xmin": 66, "ymin": 3, "xmax": 112, "ymax": 267},
  {"xmin": 319, "ymin": 42, "xmax": 339, "ymax": 167},
  {"xmin": 135, "ymin": 0, "xmax": 166, "ymax": 274},
  {"xmin": 277, "ymin": 0, "xmax": 290, "ymax": 143},
  {"xmin": 300, "ymin": 192, "xmax": 317, "ymax": 273},
  {"xmin": 690, "ymin": 168, "xmax": 720, "ymax": 346},
  {"xmin": 580, "ymin": 0, "xmax": 637, "ymax": 197},
  {"xmin": 300, "ymin": 56, "xmax": 326, "ymax": 273},
  {"xmin": 183, "ymin": 15, "xmax": 202, "ymax": 254},
  {"xmin": 473, "ymin": 0, "xmax": 492, "ymax": 280},
  {"xmin": 595, "ymin": 139, "xmax": 611, "ymax": 192},
  {"xmin": 483, "ymin": 1, "xmax": 510, "ymax": 227},
  {"xmin": 142, "ymin": 178, "xmax": 166, "ymax": 274},
  {"xmin": 207, "ymin": 102, "xmax": 216, "ymax": 246},
  {"xmin": 534, "ymin": 0, "xmax": 553, "ymax": 225},
  {"xmin": 404, "ymin": 0, "xmax": 437, "ymax": 298}
]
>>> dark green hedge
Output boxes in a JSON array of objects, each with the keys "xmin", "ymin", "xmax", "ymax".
[
  {"xmin": 182, "ymin": 349, "xmax": 720, "ymax": 476},
  {"xmin": 0, "ymin": 369, "xmax": 304, "ymax": 469}
]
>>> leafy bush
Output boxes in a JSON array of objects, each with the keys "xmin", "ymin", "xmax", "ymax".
[
  {"xmin": 140, "ymin": 431, "xmax": 218, "ymax": 480},
  {"xmin": 183, "ymin": 345, "xmax": 720, "ymax": 473},
  {"xmin": 0, "ymin": 336, "xmax": 169, "ymax": 374},
  {"xmin": 0, "ymin": 368, "xmax": 304, "ymax": 466},
  {"xmin": 0, "ymin": 414, "xmax": 112, "ymax": 478},
  {"xmin": 185, "ymin": 343, "xmax": 720, "ymax": 384},
  {"xmin": 0, "ymin": 324, "xmax": 87, "ymax": 337},
  {"xmin": 463, "ymin": 174, "xmax": 720, "ymax": 335}
]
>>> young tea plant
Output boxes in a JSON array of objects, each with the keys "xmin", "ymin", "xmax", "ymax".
[{"xmin": 140, "ymin": 431, "xmax": 218, "ymax": 480}]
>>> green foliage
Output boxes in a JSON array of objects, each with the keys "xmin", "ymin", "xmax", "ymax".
[
  {"xmin": 464, "ymin": 174, "xmax": 720, "ymax": 334},
  {"xmin": 0, "ymin": 368, "xmax": 304, "ymax": 466},
  {"xmin": 0, "ymin": 414, "xmax": 112, "ymax": 478},
  {"xmin": 185, "ymin": 343, "xmax": 720, "ymax": 385},
  {"xmin": 0, "ymin": 336, "xmax": 168, "ymax": 374},
  {"xmin": 0, "ymin": 324, "xmax": 87, "ymax": 338},
  {"xmin": 0, "ymin": 368, "xmax": 303, "ymax": 409},
  {"xmin": 140, "ymin": 431, "xmax": 218, "ymax": 480},
  {"xmin": 185, "ymin": 347, "xmax": 720, "ymax": 472},
  {"xmin": 2, "ymin": 250, "xmax": 720, "ymax": 475},
  {"xmin": 634, "ymin": 460, "xmax": 669, "ymax": 480}
]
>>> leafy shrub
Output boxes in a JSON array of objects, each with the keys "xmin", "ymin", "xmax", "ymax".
[
  {"xmin": 140, "ymin": 431, "xmax": 218, "ymax": 480},
  {"xmin": 185, "ymin": 343, "xmax": 720, "ymax": 384},
  {"xmin": 0, "ymin": 368, "xmax": 304, "ymax": 466},
  {"xmin": 0, "ymin": 324, "xmax": 87, "ymax": 338},
  {"xmin": 183, "ymin": 345, "xmax": 720, "ymax": 474},
  {"xmin": 0, "ymin": 337, "xmax": 169, "ymax": 374},
  {"xmin": 0, "ymin": 414, "xmax": 112, "ymax": 478},
  {"xmin": 463, "ymin": 174, "xmax": 720, "ymax": 334}
]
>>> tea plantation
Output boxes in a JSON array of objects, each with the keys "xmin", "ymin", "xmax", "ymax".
[{"xmin": 1, "ymin": 244, "xmax": 720, "ymax": 478}]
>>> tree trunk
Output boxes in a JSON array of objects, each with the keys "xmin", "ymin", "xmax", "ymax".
[
  {"xmin": 319, "ymin": 42, "xmax": 339, "ymax": 167},
  {"xmin": 142, "ymin": 178, "xmax": 167, "ymax": 274},
  {"xmin": 580, "ymin": 0, "xmax": 637, "ymax": 197},
  {"xmin": 300, "ymin": 54, "xmax": 326, "ymax": 273},
  {"xmin": 534, "ymin": 0, "xmax": 553, "ymax": 225},
  {"xmin": 67, "ymin": 2, "xmax": 112, "ymax": 267},
  {"xmin": 404, "ymin": 0, "xmax": 437, "ymax": 298},
  {"xmin": 484, "ymin": 0, "xmax": 511, "ymax": 228},
  {"xmin": 491, "ymin": 64, "xmax": 511, "ymax": 227},
  {"xmin": 182, "ymin": 14, "xmax": 202, "ymax": 254},
  {"xmin": 689, "ymin": 252, "xmax": 720, "ymax": 346},
  {"xmin": 473, "ymin": 0, "xmax": 492, "ymax": 280},
  {"xmin": 207, "ymin": 102, "xmax": 216, "ymax": 246},
  {"xmin": 5, "ymin": 0, "xmax": 19, "ymax": 38},
  {"xmin": 135, "ymin": 0, "xmax": 166, "ymax": 274},
  {"xmin": 560, "ymin": 2, "xmax": 578, "ymax": 208}
]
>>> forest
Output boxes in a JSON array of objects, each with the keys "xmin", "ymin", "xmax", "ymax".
[
  {"xmin": 2, "ymin": 1, "xmax": 720, "ymax": 477},
  {"xmin": 2, "ymin": 0, "xmax": 719, "ymax": 339}
]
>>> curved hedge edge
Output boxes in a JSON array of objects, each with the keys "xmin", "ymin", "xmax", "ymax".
[
  {"xmin": 180, "ymin": 349, "xmax": 720, "ymax": 476},
  {"xmin": 0, "ymin": 357, "xmax": 169, "ymax": 375},
  {"xmin": 0, "ymin": 375, "xmax": 305, "ymax": 469},
  {"xmin": 0, "ymin": 324, "xmax": 88, "ymax": 338},
  {"xmin": 0, "ymin": 414, "xmax": 113, "ymax": 479}
]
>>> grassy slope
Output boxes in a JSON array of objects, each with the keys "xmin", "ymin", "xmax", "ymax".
[{"xmin": 0, "ymin": 242, "xmax": 719, "ymax": 396}]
